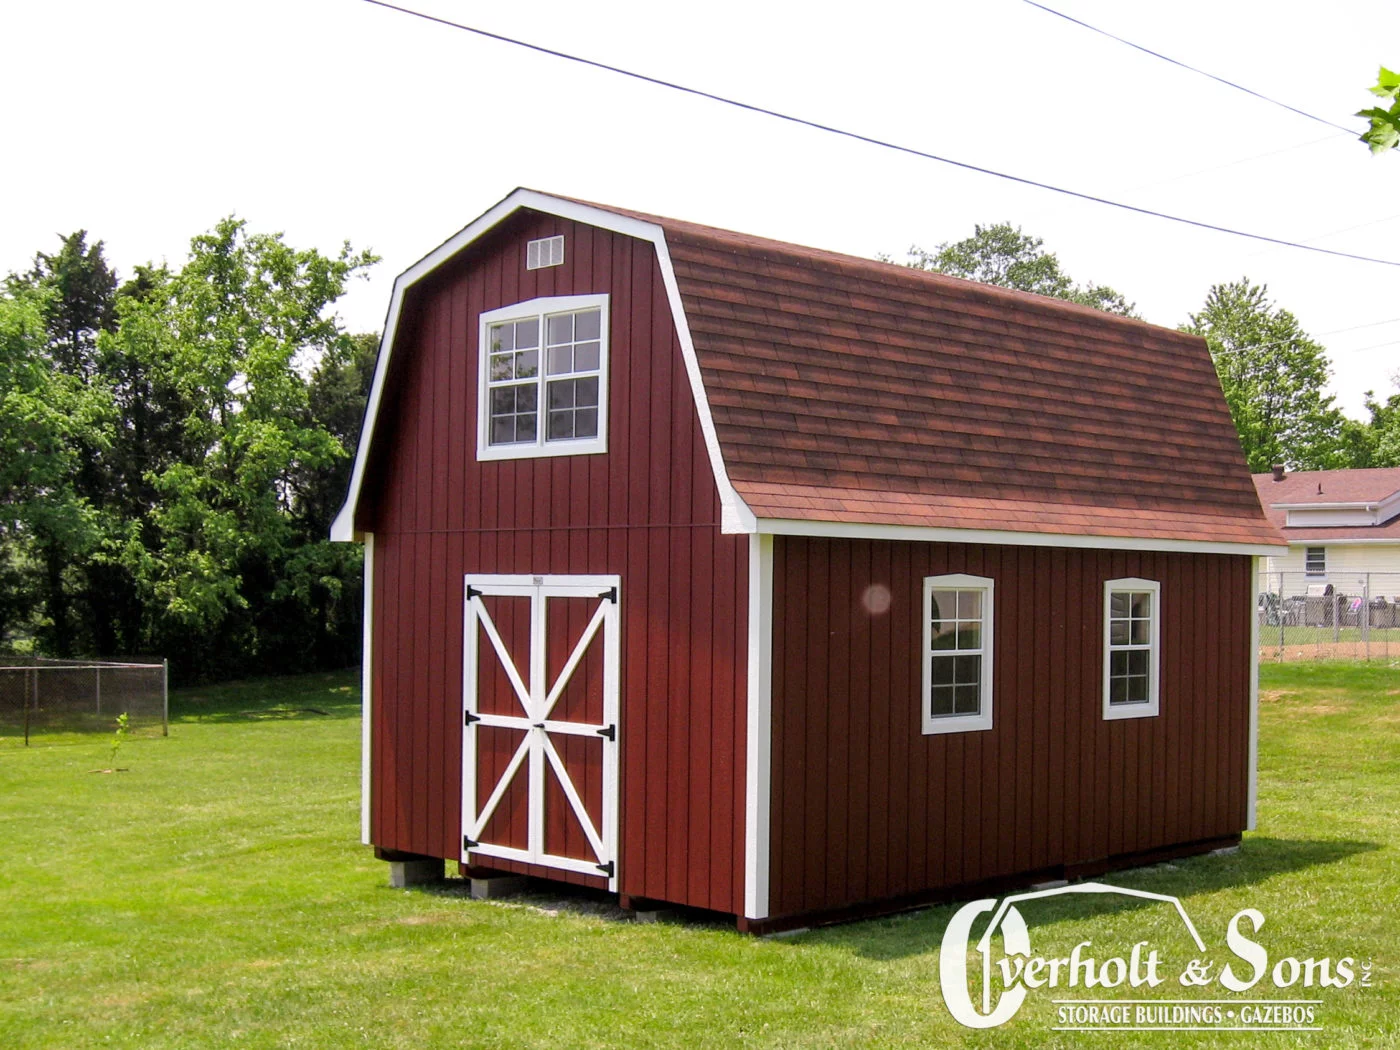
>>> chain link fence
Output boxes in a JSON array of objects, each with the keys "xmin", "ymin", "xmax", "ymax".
[
  {"xmin": 1258, "ymin": 572, "xmax": 1400, "ymax": 662},
  {"xmin": 0, "ymin": 656, "xmax": 167, "ymax": 745}
]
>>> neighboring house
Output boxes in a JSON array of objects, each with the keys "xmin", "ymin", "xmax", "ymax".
[
  {"xmin": 1253, "ymin": 467, "xmax": 1400, "ymax": 598},
  {"xmin": 332, "ymin": 188, "xmax": 1285, "ymax": 932}
]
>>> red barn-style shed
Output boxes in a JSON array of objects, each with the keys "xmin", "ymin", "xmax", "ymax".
[{"xmin": 332, "ymin": 188, "xmax": 1285, "ymax": 931}]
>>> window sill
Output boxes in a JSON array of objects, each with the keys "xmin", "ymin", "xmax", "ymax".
[
  {"xmin": 477, "ymin": 438, "xmax": 608, "ymax": 462},
  {"xmin": 922, "ymin": 713, "xmax": 994, "ymax": 735},
  {"xmin": 1104, "ymin": 701, "xmax": 1160, "ymax": 721}
]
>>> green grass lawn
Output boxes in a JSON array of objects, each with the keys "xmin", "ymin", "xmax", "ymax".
[{"xmin": 1, "ymin": 663, "xmax": 1396, "ymax": 1048}]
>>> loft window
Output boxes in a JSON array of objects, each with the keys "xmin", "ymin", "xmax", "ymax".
[
  {"xmin": 1103, "ymin": 578, "xmax": 1160, "ymax": 720},
  {"xmin": 921, "ymin": 574, "xmax": 994, "ymax": 734},
  {"xmin": 1305, "ymin": 547, "xmax": 1326, "ymax": 576},
  {"xmin": 477, "ymin": 294, "xmax": 609, "ymax": 461},
  {"xmin": 526, "ymin": 235, "xmax": 564, "ymax": 270}
]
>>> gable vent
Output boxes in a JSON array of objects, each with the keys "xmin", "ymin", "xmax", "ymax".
[{"xmin": 526, "ymin": 235, "xmax": 564, "ymax": 270}]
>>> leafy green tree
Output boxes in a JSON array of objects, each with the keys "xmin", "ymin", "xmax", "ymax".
[
  {"xmin": 104, "ymin": 217, "xmax": 376, "ymax": 679},
  {"xmin": 7, "ymin": 233, "xmax": 124, "ymax": 655},
  {"xmin": 1340, "ymin": 388, "xmax": 1400, "ymax": 467},
  {"xmin": 1184, "ymin": 279, "xmax": 1347, "ymax": 472},
  {"xmin": 0, "ymin": 282, "xmax": 110, "ymax": 649},
  {"xmin": 884, "ymin": 222, "xmax": 1138, "ymax": 316},
  {"xmin": 1357, "ymin": 66, "xmax": 1400, "ymax": 154}
]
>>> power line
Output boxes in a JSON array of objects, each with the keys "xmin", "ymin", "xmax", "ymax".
[
  {"xmin": 1021, "ymin": 0, "xmax": 1355, "ymax": 136},
  {"xmin": 357, "ymin": 0, "xmax": 1400, "ymax": 268},
  {"xmin": 1322, "ymin": 316, "xmax": 1400, "ymax": 336}
]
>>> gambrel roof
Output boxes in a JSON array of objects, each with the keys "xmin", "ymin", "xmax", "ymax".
[{"xmin": 334, "ymin": 189, "xmax": 1284, "ymax": 554}]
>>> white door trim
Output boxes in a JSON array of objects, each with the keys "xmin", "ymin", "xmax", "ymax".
[{"xmin": 461, "ymin": 574, "xmax": 620, "ymax": 889}]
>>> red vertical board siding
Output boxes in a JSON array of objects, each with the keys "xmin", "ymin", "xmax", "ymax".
[
  {"xmin": 767, "ymin": 537, "xmax": 1253, "ymax": 919},
  {"xmin": 360, "ymin": 213, "xmax": 747, "ymax": 915}
]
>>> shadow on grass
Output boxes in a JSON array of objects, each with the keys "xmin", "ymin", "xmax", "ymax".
[
  {"xmin": 379, "ymin": 837, "xmax": 1377, "ymax": 948},
  {"xmin": 172, "ymin": 669, "xmax": 361, "ymax": 725},
  {"xmin": 803, "ymin": 835, "xmax": 1380, "ymax": 960},
  {"xmin": 403, "ymin": 873, "xmax": 737, "ymax": 931}
]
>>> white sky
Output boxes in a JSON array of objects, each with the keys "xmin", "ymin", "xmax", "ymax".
[{"xmin": 4, "ymin": 0, "xmax": 1398, "ymax": 418}]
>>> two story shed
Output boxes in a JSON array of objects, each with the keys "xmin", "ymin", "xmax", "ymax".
[{"xmin": 332, "ymin": 188, "xmax": 1285, "ymax": 931}]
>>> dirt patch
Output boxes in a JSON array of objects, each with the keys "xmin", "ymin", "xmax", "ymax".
[
  {"xmin": 394, "ymin": 914, "xmax": 449, "ymax": 926},
  {"xmin": 1259, "ymin": 690, "xmax": 1287, "ymax": 704}
]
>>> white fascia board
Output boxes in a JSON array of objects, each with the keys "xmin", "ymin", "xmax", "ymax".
[
  {"xmin": 1281, "ymin": 537, "xmax": 1400, "ymax": 546},
  {"xmin": 755, "ymin": 517, "xmax": 1287, "ymax": 557},
  {"xmin": 330, "ymin": 188, "xmax": 756, "ymax": 544},
  {"xmin": 1273, "ymin": 501, "xmax": 1380, "ymax": 511}
]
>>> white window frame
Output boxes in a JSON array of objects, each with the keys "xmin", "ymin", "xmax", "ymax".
[
  {"xmin": 1102, "ymin": 577, "xmax": 1161, "ymax": 721},
  {"xmin": 921, "ymin": 573, "xmax": 994, "ymax": 735},
  {"xmin": 1304, "ymin": 546, "xmax": 1326, "ymax": 577},
  {"xmin": 477, "ymin": 293, "xmax": 609, "ymax": 462}
]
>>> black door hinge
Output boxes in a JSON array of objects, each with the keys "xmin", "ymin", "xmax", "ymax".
[
  {"xmin": 596, "ymin": 860, "xmax": 614, "ymax": 878},
  {"xmin": 463, "ymin": 835, "xmax": 478, "ymax": 850},
  {"xmin": 597, "ymin": 586, "xmax": 617, "ymax": 603},
  {"xmin": 595, "ymin": 723, "xmax": 616, "ymax": 741},
  {"xmin": 466, "ymin": 585, "xmax": 482, "ymax": 599},
  {"xmin": 464, "ymin": 711, "xmax": 480, "ymax": 726}
]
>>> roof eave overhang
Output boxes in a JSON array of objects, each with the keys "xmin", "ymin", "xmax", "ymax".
[
  {"xmin": 329, "ymin": 188, "xmax": 757, "ymax": 544},
  {"xmin": 1279, "ymin": 536, "xmax": 1400, "ymax": 546},
  {"xmin": 754, "ymin": 517, "xmax": 1288, "ymax": 557}
]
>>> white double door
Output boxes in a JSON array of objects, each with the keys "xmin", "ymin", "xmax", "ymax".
[{"xmin": 460, "ymin": 574, "xmax": 619, "ymax": 888}]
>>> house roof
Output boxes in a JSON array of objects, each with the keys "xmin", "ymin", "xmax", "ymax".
[
  {"xmin": 1252, "ymin": 468, "xmax": 1400, "ymax": 542},
  {"xmin": 333, "ymin": 189, "xmax": 1284, "ymax": 554}
]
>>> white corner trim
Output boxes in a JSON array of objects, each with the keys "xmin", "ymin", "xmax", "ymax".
[
  {"xmin": 744, "ymin": 534, "xmax": 774, "ymax": 920},
  {"xmin": 755, "ymin": 517, "xmax": 1287, "ymax": 557},
  {"xmin": 361, "ymin": 532, "xmax": 374, "ymax": 845},
  {"xmin": 330, "ymin": 188, "xmax": 756, "ymax": 543},
  {"xmin": 1102, "ymin": 577, "xmax": 1161, "ymax": 721},
  {"xmin": 1247, "ymin": 556, "xmax": 1259, "ymax": 832},
  {"xmin": 921, "ymin": 574, "xmax": 995, "ymax": 735}
]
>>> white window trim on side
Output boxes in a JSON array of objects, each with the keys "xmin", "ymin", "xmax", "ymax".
[
  {"xmin": 1102, "ymin": 577, "xmax": 1161, "ymax": 721},
  {"xmin": 476, "ymin": 293, "xmax": 610, "ymax": 462},
  {"xmin": 921, "ymin": 573, "xmax": 995, "ymax": 735}
]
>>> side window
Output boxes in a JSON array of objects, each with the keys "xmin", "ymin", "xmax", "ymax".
[
  {"xmin": 477, "ymin": 294, "xmax": 609, "ymax": 461},
  {"xmin": 1304, "ymin": 547, "xmax": 1326, "ymax": 576},
  {"xmin": 922, "ymin": 574, "xmax": 994, "ymax": 734},
  {"xmin": 1103, "ymin": 578, "xmax": 1160, "ymax": 720}
]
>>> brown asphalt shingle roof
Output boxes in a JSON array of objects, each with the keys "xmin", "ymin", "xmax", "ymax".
[
  {"xmin": 589, "ymin": 202, "xmax": 1281, "ymax": 547},
  {"xmin": 1252, "ymin": 468, "xmax": 1400, "ymax": 541}
]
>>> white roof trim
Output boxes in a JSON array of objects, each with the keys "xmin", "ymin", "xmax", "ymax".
[
  {"xmin": 330, "ymin": 188, "xmax": 755, "ymax": 542},
  {"xmin": 755, "ymin": 517, "xmax": 1287, "ymax": 556},
  {"xmin": 1279, "ymin": 537, "xmax": 1400, "ymax": 546},
  {"xmin": 1272, "ymin": 501, "xmax": 1384, "ymax": 511}
]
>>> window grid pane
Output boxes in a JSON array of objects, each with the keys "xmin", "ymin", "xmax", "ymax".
[
  {"xmin": 487, "ymin": 307, "xmax": 602, "ymax": 447},
  {"xmin": 1107, "ymin": 588, "xmax": 1153, "ymax": 707},
  {"xmin": 928, "ymin": 585, "xmax": 987, "ymax": 721}
]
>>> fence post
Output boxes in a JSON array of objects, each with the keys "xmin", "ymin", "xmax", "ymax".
[
  {"xmin": 1363, "ymin": 574, "xmax": 1371, "ymax": 661},
  {"xmin": 23, "ymin": 667, "xmax": 31, "ymax": 747},
  {"xmin": 162, "ymin": 659, "xmax": 169, "ymax": 738},
  {"xmin": 95, "ymin": 666, "xmax": 101, "ymax": 716}
]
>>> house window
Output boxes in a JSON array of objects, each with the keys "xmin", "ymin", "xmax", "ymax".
[
  {"xmin": 921, "ymin": 574, "xmax": 994, "ymax": 734},
  {"xmin": 1103, "ymin": 578, "xmax": 1160, "ymax": 720},
  {"xmin": 477, "ymin": 294, "xmax": 608, "ymax": 461},
  {"xmin": 1305, "ymin": 547, "xmax": 1326, "ymax": 576}
]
